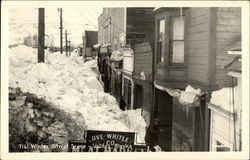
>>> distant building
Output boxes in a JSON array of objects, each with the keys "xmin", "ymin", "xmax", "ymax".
[
  {"xmin": 98, "ymin": 8, "xmax": 155, "ymax": 110},
  {"xmin": 208, "ymin": 47, "xmax": 242, "ymax": 151},
  {"xmin": 82, "ymin": 30, "xmax": 98, "ymax": 59}
]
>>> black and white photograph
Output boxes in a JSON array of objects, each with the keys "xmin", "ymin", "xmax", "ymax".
[{"xmin": 1, "ymin": 1, "xmax": 249, "ymax": 160}]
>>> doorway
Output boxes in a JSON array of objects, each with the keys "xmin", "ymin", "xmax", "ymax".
[
  {"xmin": 154, "ymin": 88, "xmax": 173, "ymax": 151},
  {"xmin": 134, "ymin": 84, "xmax": 143, "ymax": 109}
]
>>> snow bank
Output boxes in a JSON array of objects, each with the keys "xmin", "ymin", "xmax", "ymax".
[
  {"xmin": 9, "ymin": 45, "xmax": 146, "ymax": 142},
  {"xmin": 126, "ymin": 109, "xmax": 146, "ymax": 143}
]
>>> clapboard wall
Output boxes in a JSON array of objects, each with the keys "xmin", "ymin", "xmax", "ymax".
[
  {"xmin": 154, "ymin": 7, "xmax": 241, "ymax": 91},
  {"xmin": 126, "ymin": 8, "xmax": 155, "ymax": 50},
  {"xmin": 133, "ymin": 42, "xmax": 154, "ymax": 124},
  {"xmin": 214, "ymin": 7, "xmax": 241, "ymax": 88},
  {"xmin": 134, "ymin": 42, "xmax": 153, "ymax": 77},
  {"xmin": 187, "ymin": 8, "xmax": 210, "ymax": 85}
]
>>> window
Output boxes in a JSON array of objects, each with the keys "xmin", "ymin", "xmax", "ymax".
[
  {"xmin": 170, "ymin": 16, "xmax": 185, "ymax": 64},
  {"xmin": 124, "ymin": 78, "xmax": 131, "ymax": 109},
  {"xmin": 103, "ymin": 18, "xmax": 111, "ymax": 44},
  {"xmin": 157, "ymin": 19, "xmax": 165, "ymax": 63}
]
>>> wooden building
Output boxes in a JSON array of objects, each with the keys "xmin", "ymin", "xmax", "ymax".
[
  {"xmin": 208, "ymin": 47, "xmax": 242, "ymax": 152},
  {"xmin": 98, "ymin": 8, "xmax": 155, "ymax": 109},
  {"xmin": 98, "ymin": 44, "xmax": 112, "ymax": 93},
  {"xmin": 152, "ymin": 7, "xmax": 241, "ymax": 151},
  {"xmin": 133, "ymin": 42, "xmax": 154, "ymax": 125},
  {"xmin": 82, "ymin": 30, "xmax": 98, "ymax": 59}
]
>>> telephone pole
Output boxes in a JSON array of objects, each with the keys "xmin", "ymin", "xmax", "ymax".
[
  {"xmin": 38, "ymin": 8, "xmax": 45, "ymax": 63},
  {"xmin": 58, "ymin": 8, "xmax": 63, "ymax": 54},
  {"xmin": 65, "ymin": 29, "xmax": 68, "ymax": 56},
  {"xmin": 69, "ymin": 40, "xmax": 71, "ymax": 57}
]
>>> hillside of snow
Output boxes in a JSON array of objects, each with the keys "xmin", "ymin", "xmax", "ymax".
[{"xmin": 9, "ymin": 45, "xmax": 146, "ymax": 145}]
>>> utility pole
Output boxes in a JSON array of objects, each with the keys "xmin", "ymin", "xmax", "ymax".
[
  {"xmin": 65, "ymin": 29, "xmax": 68, "ymax": 56},
  {"xmin": 64, "ymin": 30, "xmax": 71, "ymax": 57},
  {"xmin": 38, "ymin": 8, "xmax": 45, "ymax": 63},
  {"xmin": 58, "ymin": 8, "xmax": 63, "ymax": 54},
  {"xmin": 69, "ymin": 40, "xmax": 71, "ymax": 57}
]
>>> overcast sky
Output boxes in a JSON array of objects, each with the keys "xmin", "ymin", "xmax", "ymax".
[{"xmin": 9, "ymin": 8, "xmax": 103, "ymax": 47}]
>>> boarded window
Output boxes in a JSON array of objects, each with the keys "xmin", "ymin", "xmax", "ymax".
[
  {"xmin": 157, "ymin": 19, "xmax": 165, "ymax": 63},
  {"xmin": 170, "ymin": 16, "xmax": 185, "ymax": 64}
]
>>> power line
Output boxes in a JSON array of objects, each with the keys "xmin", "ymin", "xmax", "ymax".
[{"xmin": 77, "ymin": 10, "xmax": 98, "ymax": 28}]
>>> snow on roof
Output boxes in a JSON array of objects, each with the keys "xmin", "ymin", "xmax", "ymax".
[
  {"xmin": 228, "ymin": 71, "xmax": 241, "ymax": 78},
  {"xmin": 153, "ymin": 7, "xmax": 161, "ymax": 12},
  {"xmin": 154, "ymin": 81, "xmax": 181, "ymax": 97},
  {"xmin": 228, "ymin": 49, "xmax": 242, "ymax": 56},
  {"xmin": 154, "ymin": 82, "xmax": 202, "ymax": 107},
  {"xmin": 110, "ymin": 51, "xmax": 123, "ymax": 61},
  {"xmin": 102, "ymin": 43, "xmax": 111, "ymax": 47},
  {"xmin": 93, "ymin": 44, "xmax": 101, "ymax": 48},
  {"xmin": 210, "ymin": 87, "xmax": 239, "ymax": 114}
]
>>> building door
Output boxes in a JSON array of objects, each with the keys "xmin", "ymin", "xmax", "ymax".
[
  {"xmin": 124, "ymin": 78, "xmax": 132, "ymax": 109},
  {"xmin": 154, "ymin": 89, "xmax": 173, "ymax": 151},
  {"xmin": 134, "ymin": 84, "xmax": 143, "ymax": 109}
]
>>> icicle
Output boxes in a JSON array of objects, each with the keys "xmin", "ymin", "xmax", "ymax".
[
  {"xmin": 180, "ymin": 7, "xmax": 183, "ymax": 21},
  {"xmin": 186, "ymin": 106, "xmax": 189, "ymax": 119}
]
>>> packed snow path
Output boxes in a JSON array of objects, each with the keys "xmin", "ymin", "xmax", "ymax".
[{"xmin": 9, "ymin": 45, "xmax": 146, "ymax": 143}]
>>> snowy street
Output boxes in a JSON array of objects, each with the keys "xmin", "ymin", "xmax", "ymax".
[
  {"xmin": 9, "ymin": 45, "xmax": 146, "ymax": 149},
  {"xmin": 4, "ymin": 6, "xmax": 245, "ymax": 155}
]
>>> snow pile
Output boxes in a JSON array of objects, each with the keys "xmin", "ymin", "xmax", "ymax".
[
  {"xmin": 110, "ymin": 51, "xmax": 123, "ymax": 61},
  {"xmin": 126, "ymin": 109, "xmax": 146, "ymax": 143},
  {"xmin": 9, "ymin": 87, "xmax": 86, "ymax": 152},
  {"xmin": 179, "ymin": 85, "xmax": 202, "ymax": 106},
  {"xmin": 185, "ymin": 85, "xmax": 202, "ymax": 95},
  {"xmin": 210, "ymin": 87, "xmax": 239, "ymax": 113},
  {"xmin": 155, "ymin": 82, "xmax": 202, "ymax": 107},
  {"xmin": 140, "ymin": 71, "xmax": 146, "ymax": 80},
  {"xmin": 9, "ymin": 45, "xmax": 146, "ymax": 142}
]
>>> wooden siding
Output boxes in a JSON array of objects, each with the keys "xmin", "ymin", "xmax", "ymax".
[
  {"xmin": 126, "ymin": 8, "xmax": 155, "ymax": 34},
  {"xmin": 134, "ymin": 42, "xmax": 153, "ymax": 78},
  {"xmin": 126, "ymin": 8, "xmax": 155, "ymax": 49},
  {"xmin": 187, "ymin": 8, "xmax": 210, "ymax": 84},
  {"xmin": 98, "ymin": 8, "xmax": 155, "ymax": 52},
  {"xmin": 215, "ymin": 7, "xmax": 241, "ymax": 88}
]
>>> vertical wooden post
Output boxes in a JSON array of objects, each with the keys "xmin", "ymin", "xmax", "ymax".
[
  {"xmin": 59, "ymin": 8, "xmax": 63, "ymax": 54},
  {"xmin": 65, "ymin": 29, "xmax": 68, "ymax": 56},
  {"xmin": 38, "ymin": 8, "xmax": 45, "ymax": 63},
  {"xmin": 69, "ymin": 40, "xmax": 71, "ymax": 57}
]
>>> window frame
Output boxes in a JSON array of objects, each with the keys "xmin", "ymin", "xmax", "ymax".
[
  {"xmin": 155, "ymin": 8, "xmax": 189, "ymax": 67},
  {"xmin": 156, "ymin": 18, "xmax": 166, "ymax": 64},
  {"xmin": 168, "ymin": 10, "xmax": 188, "ymax": 66}
]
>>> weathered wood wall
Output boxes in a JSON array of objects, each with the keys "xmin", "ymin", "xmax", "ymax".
[
  {"xmin": 214, "ymin": 7, "xmax": 241, "ymax": 88},
  {"xmin": 126, "ymin": 8, "xmax": 155, "ymax": 49},
  {"xmin": 134, "ymin": 42, "xmax": 153, "ymax": 123},
  {"xmin": 134, "ymin": 42, "xmax": 153, "ymax": 78},
  {"xmin": 187, "ymin": 8, "xmax": 210, "ymax": 84}
]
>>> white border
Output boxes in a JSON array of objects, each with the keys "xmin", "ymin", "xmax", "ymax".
[{"xmin": 1, "ymin": 1, "xmax": 249, "ymax": 160}]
